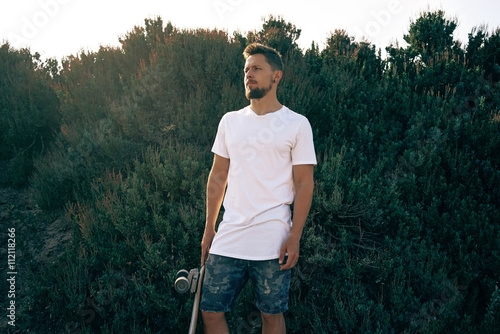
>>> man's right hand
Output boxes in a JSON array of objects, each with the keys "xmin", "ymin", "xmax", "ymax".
[{"xmin": 200, "ymin": 228, "xmax": 216, "ymax": 266}]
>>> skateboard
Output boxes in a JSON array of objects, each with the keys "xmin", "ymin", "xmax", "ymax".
[{"xmin": 175, "ymin": 266, "xmax": 206, "ymax": 334}]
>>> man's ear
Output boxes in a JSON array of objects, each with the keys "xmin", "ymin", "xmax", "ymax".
[{"xmin": 273, "ymin": 70, "xmax": 283, "ymax": 84}]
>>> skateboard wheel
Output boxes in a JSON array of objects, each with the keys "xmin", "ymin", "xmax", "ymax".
[
  {"xmin": 175, "ymin": 276, "xmax": 190, "ymax": 293},
  {"xmin": 175, "ymin": 269, "xmax": 190, "ymax": 293},
  {"xmin": 176, "ymin": 269, "xmax": 189, "ymax": 278}
]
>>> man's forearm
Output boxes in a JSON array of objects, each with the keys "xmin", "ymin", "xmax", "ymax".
[
  {"xmin": 205, "ymin": 169, "xmax": 228, "ymax": 230},
  {"xmin": 279, "ymin": 175, "xmax": 314, "ymax": 270},
  {"xmin": 290, "ymin": 182, "xmax": 314, "ymax": 240},
  {"xmin": 201, "ymin": 160, "xmax": 229, "ymax": 265}
]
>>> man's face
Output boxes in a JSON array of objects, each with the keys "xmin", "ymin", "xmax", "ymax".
[{"xmin": 244, "ymin": 54, "xmax": 275, "ymax": 100}]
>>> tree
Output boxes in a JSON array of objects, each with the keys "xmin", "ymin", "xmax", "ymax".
[
  {"xmin": 0, "ymin": 43, "xmax": 60, "ymax": 184},
  {"xmin": 403, "ymin": 10, "xmax": 460, "ymax": 64},
  {"xmin": 248, "ymin": 15, "xmax": 302, "ymax": 57},
  {"xmin": 323, "ymin": 29, "xmax": 356, "ymax": 59},
  {"xmin": 321, "ymin": 30, "xmax": 382, "ymax": 79},
  {"xmin": 468, "ymin": 27, "xmax": 500, "ymax": 82},
  {"xmin": 386, "ymin": 10, "xmax": 465, "ymax": 95}
]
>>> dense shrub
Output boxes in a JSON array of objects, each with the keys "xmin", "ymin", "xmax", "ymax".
[
  {"xmin": 2, "ymin": 12, "xmax": 499, "ymax": 333},
  {"xmin": 0, "ymin": 43, "xmax": 60, "ymax": 185}
]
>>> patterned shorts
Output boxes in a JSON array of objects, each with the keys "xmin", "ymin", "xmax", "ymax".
[{"xmin": 200, "ymin": 254, "xmax": 291, "ymax": 315}]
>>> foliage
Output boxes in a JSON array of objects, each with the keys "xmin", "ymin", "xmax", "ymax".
[
  {"xmin": 1, "ymin": 11, "xmax": 499, "ymax": 333},
  {"xmin": 0, "ymin": 43, "xmax": 60, "ymax": 185}
]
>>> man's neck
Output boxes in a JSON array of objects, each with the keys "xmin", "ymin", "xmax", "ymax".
[{"xmin": 250, "ymin": 94, "xmax": 283, "ymax": 116}]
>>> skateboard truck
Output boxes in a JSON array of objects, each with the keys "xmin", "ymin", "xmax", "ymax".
[
  {"xmin": 175, "ymin": 268, "xmax": 201, "ymax": 294},
  {"xmin": 175, "ymin": 266, "xmax": 205, "ymax": 334}
]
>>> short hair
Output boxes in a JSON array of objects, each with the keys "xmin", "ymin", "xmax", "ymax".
[{"xmin": 243, "ymin": 43, "xmax": 283, "ymax": 72}]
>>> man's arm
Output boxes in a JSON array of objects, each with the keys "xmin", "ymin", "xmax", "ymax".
[
  {"xmin": 279, "ymin": 164, "xmax": 315, "ymax": 270},
  {"xmin": 201, "ymin": 154, "xmax": 230, "ymax": 266}
]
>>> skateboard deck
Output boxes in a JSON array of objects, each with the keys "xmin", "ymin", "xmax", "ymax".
[{"xmin": 188, "ymin": 265, "xmax": 205, "ymax": 334}]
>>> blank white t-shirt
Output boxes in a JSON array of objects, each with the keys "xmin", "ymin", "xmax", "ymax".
[{"xmin": 209, "ymin": 105, "xmax": 317, "ymax": 260}]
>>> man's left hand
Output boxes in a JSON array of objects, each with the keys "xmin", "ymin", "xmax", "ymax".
[{"xmin": 279, "ymin": 236, "xmax": 300, "ymax": 270}]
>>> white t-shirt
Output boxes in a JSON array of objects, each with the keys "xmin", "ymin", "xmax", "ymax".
[{"xmin": 209, "ymin": 105, "xmax": 317, "ymax": 260}]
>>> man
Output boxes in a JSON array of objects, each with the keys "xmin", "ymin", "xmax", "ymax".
[{"xmin": 200, "ymin": 43, "xmax": 316, "ymax": 334}]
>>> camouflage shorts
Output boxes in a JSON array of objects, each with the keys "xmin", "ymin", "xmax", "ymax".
[{"xmin": 200, "ymin": 254, "xmax": 291, "ymax": 315}]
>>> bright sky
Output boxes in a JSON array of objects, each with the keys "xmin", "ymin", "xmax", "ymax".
[{"xmin": 1, "ymin": 0, "xmax": 499, "ymax": 61}]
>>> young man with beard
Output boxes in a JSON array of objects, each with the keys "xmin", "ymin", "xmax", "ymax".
[{"xmin": 200, "ymin": 43, "xmax": 316, "ymax": 334}]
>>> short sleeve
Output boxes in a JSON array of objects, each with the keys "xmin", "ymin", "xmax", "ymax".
[
  {"xmin": 211, "ymin": 115, "xmax": 230, "ymax": 159},
  {"xmin": 291, "ymin": 118, "xmax": 317, "ymax": 165}
]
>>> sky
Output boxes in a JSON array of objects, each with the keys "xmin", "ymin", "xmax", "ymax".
[{"xmin": 1, "ymin": 0, "xmax": 499, "ymax": 61}]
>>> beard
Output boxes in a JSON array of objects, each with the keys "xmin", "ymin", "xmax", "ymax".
[{"xmin": 245, "ymin": 80, "xmax": 273, "ymax": 100}]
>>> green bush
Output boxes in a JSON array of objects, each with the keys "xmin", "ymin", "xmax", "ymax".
[
  {"xmin": 0, "ymin": 43, "xmax": 60, "ymax": 185},
  {"xmin": 2, "ymin": 12, "xmax": 499, "ymax": 333}
]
